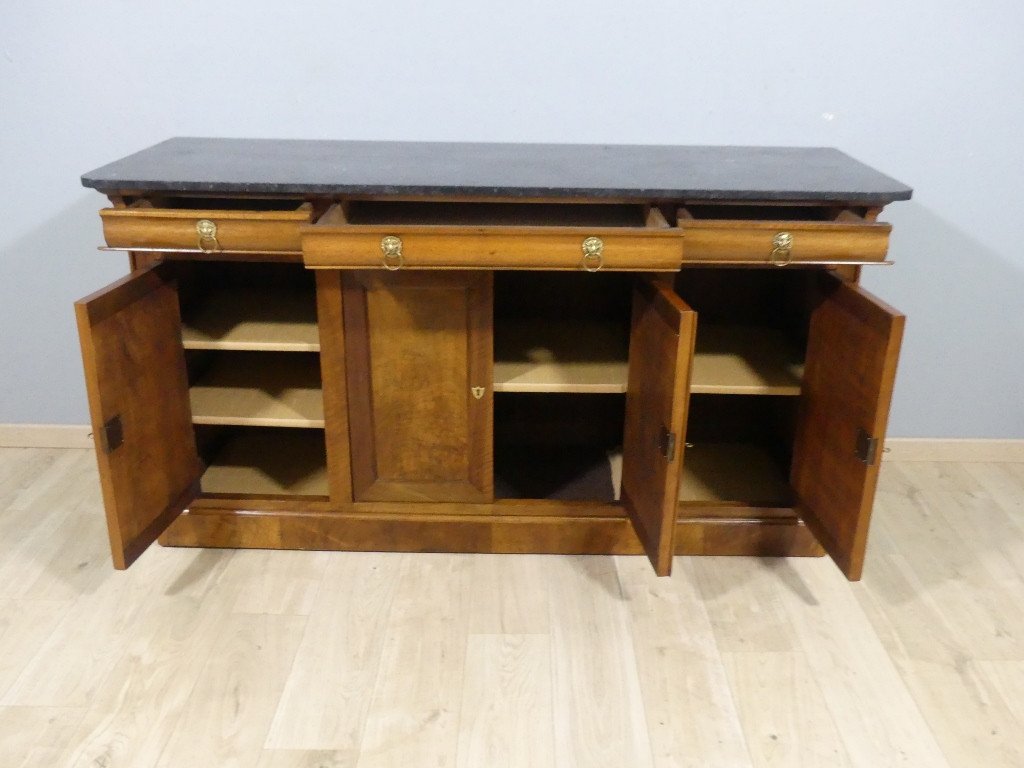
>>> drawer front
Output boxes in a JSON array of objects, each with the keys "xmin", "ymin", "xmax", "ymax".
[
  {"xmin": 303, "ymin": 228, "xmax": 683, "ymax": 271},
  {"xmin": 678, "ymin": 210, "xmax": 891, "ymax": 265},
  {"xmin": 100, "ymin": 203, "xmax": 313, "ymax": 253}
]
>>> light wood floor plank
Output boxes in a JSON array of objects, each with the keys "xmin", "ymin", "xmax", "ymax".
[
  {"xmin": 976, "ymin": 660, "xmax": 1024, "ymax": 723},
  {"xmin": 721, "ymin": 651, "xmax": 853, "ymax": 767},
  {"xmin": 896, "ymin": 658, "xmax": 1024, "ymax": 768},
  {"xmin": 691, "ymin": 556, "xmax": 800, "ymax": 653},
  {"xmin": 861, "ymin": 463, "xmax": 1024, "ymax": 662},
  {"xmin": 1, "ymin": 449, "xmax": 1022, "ymax": 766},
  {"xmin": 222, "ymin": 549, "xmax": 331, "ymax": 616},
  {"xmin": 0, "ymin": 598, "xmax": 70, "ymax": 699},
  {"xmin": 354, "ymin": 554, "xmax": 474, "ymax": 768},
  {"xmin": 154, "ymin": 613, "xmax": 307, "ymax": 768},
  {"xmin": 0, "ymin": 706, "xmax": 84, "ymax": 768},
  {"xmin": 617, "ymin": 556, "xmax": 753, "ymax": 768},
  {"xmin": 266, "ymin": 552, "xmax": 402, "ymax": 752},
  {"xmin": 57, "ymin": 589, "xmax": 232, "ymax": 768},
  {"xmin": 775, "ymin": 558, "xmax": 950, "ymax": 767},
  {"xmin": 464, "ymin": 554, "xmax": 551, "ymax": 634},
  {"xmin": 255, "ymin": 750, "xmax": 356, "ymax": 768},
  {"xmin": 455, "ymin": 634, "xmax": 554, "ymax": 768},
  {"xmin": 0, "ymin": 450, "xmax": 99, "ymax": 599},
  {"xmin": 549, "ymin": 556, "xmax": 656, "ymax": 768}
]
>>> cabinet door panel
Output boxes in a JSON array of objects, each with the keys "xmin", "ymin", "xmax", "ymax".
[
  {"xmin": 792, "ymin": 272, "xmax": 904, "ymax": 580},
  {"xmin": 75, "ymin": 263, "xmax": 202, "ymax": 569},
  {"xmin": 621, "ymin": 278, "xmax": 697, "ymax": 575},
  {"xmin": 343, "ymin": 271, "xmax": 493, "ymax": 502}
]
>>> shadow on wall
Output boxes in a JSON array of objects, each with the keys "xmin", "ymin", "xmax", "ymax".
[
  {"xmin": 0, "ymin": 194, "xmax": 127, "ymax": 424},
  {"xmin": 864, "ymin": 200, "xmax": 1024, "ymax": 439}
]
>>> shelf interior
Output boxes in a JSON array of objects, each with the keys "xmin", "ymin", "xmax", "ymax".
[
  {"xmin": 188, "ymin": 352, "xmax": 324, "ymax": 428},
  {"xmin": 494, "ymin": 320, "xmax": 628, "ymax": 393},
  {"xmin": 199, "ymin": 427, "xmax": 328, "ymax": 496},
  {"xmin": 494, "ymin": 393, "xmax": 623, "ymax": 501},
  {"xmin": 181, "ymin": 287, "xmax": 319, "ymax": 352},
  {"xmin": 677, "ymin": 442, "xmax": 792, "ymax": 504},
  {"xmin": 690, "ymin": 325, "xmax": 804, "ymax": 395}
]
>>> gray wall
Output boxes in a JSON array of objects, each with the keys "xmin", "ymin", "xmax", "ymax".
[{"xmin": 2, "ymin": 2, "xmax": 1022, "ymax": 437}]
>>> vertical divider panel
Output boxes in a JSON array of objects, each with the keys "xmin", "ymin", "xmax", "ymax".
[{"xmin": 315, "ymin": 270, "xmax": 354, "ymax": 503}]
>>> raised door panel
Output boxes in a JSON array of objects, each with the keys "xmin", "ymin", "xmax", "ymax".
[
  {"xmin": 75, "ymin": 263, "xmax": 202, "ymax": 569},
  {"xmin": 343, "ymin": 271, "xmax": 493, "ymax": 502},
  {"xmin": 621, "ymin": 278, "xmax": 697, "ymax": 575},
  {"xmin": 792, "ymin": 272, "xmax": 904, "ymax": 580}
]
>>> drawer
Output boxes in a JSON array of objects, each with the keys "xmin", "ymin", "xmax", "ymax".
[
  {"xmin": 677, "ymin": 206, "xmax": 891, "ymax": 265},
  {"xmin": 302, "ymin": 201, "xmax": 683, "ymax": 271},
  {"xmin": 100, "ymin": 198, "xmax": 314, "ymax": 254}
]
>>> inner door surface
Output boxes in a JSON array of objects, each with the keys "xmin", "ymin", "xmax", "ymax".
[
  {"xmin": 792, "ymin": 272, "xmax": 905, "ymax": 580},
  {"xmin": 343, "ymin": 270, "xmax": 493, "ymax": 502},
  {"xmin": 621, "ymin": 278, "xmax": 698, "ymax": 575},
  {"xmin": 75, "ymin": 263, "xmax": 202, "ymax": 569}
]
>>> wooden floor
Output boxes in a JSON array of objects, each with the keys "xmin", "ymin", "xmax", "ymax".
[{"xmin": 1, "ymin": 448, "xmax": 1023, "ymax": 767}]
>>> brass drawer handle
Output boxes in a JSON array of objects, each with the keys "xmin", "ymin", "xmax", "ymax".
[
  {"xmin": 769, "ymin": 232, "xmax": 793, "ymax": 266},
  {"xmin": 196, "ymin": 219, "xmax": 221, "ymax": 253},
  {"xmin": 381, "ymin": 235, "xmax": 404, "ymax": 270},
  {"xmin": 582, "ymin": 236, "xmax": 604, "ymax": 272}
]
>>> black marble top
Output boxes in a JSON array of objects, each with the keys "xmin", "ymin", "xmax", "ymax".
[{"xmin": 81, "ymin": 138, "xmax": 912, "ymax": 203}]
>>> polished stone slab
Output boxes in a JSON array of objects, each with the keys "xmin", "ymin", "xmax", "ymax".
[{"xmin": 82, "ymin": 137, "xmax": 912, "ymax": 203}]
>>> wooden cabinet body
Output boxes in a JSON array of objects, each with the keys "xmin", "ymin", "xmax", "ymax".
[{"xmin": 75, "ymin": 140, "xmax": 910, "ymax": 578}]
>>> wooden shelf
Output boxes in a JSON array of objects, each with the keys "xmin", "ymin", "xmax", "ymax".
[
  {"xmin": 690, "ymin": 325, "xmax": 804, "ymax": 395},
  {"xmin": 200, "ymin": 429, "xmax": 328, "ymax": 496},
  {"xmin": 678, "ymin": 442, "xmax": 792, "ymax": 504},
  {"xmin": 181, "ymin": 289, "xmax": 319, "ymax": 352},
  {"xmin": 494, "ymin": 320, "xmax": 628, "ymax": 393},
  {"xmin": 189, "ymin": 353, "xmax": 325, "ymax": 428}
]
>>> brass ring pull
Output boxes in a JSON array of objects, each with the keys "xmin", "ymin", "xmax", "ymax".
[
  {"xmin": 196, "ymin": 219, "xmax": 221, "ymax": 253},
  {"xmin": 381, "ymin": 235, "xmax": 404, "ymax": 271},
  {"xmin": 581, "ymin": 236, "xmax": 604, "ymax": 272},
  {"xmin": 769, "ymin": 232, "xmax": 793, "ymax": 266}
]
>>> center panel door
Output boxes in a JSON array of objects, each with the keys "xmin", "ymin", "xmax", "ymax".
[
  {"xmin": 343, "ymin": 271, "xmax": 493, "ymax": 502},
  {"xmin": 621, "ymin": 278, "xmax": 698, "ymax": 576}
]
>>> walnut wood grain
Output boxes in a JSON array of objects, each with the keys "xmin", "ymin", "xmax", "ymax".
[
  {"xmin": 75, "ymin": 263, "xmax": 202, "ymax": 569},
  {"xmin": 343, "ymin": 271, "xmax": 493, "ymax": 502},
  {"xmin": 303, "ymin": 204, "xmax": 683, "ymax": 271},
  {"xmin": 159, "ymin": 505, "xmax": 823, "ymax": 557},
  {"xmin": 677, "ymin": 207, "xmax": 891, "ymax": 264},
  {"xmin": 101, "ymin": 201, "xmax": 312, "ymax": 252},
  {"xmin": 791, "ymin": 272, "xmax": 904, "ymax": 580},
  {"xmin": 315, "ymin": 270, "xmax": 355, "ymax": 503},
  {"xmin": 620, "ymin": 279, "xmax": 697, "ymax": 575}
]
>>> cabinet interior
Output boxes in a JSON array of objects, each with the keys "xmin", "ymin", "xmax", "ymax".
[
  {"xmin": 492, "ymin": 272, "xmax": 629, "ymax": 502},
  {"xmin": 678, "ymin": 203, "xmax": 838, "ymax": 222},
  {"xmin": 680, "ymin": 394, "xmax": 796, "ymax": 506},
  {"xmin": 672, "ymin": 267, "xmax": 813, "ymax": 506},
  {"xmin": 127, "ymin": 195, "xmax": 307, "ymax": 212},
  {"xmin": 345, "ymin": 200, "xmax": 650, "ymax": 228},
  {"xmin": 195, "ymin": 426, "xmax": 329, "ymax": 497},
  {"xmin": 177, "ymin": 261, "xmax": 328, "ymax": 498},
  {"xmin": 171, "ymin": 264, "xmax": 822, "ymax": 506}
]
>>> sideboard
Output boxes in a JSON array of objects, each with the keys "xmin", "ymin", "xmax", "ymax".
[{"xmin": 76, "ymin": 139, "xmax": 911, "ymax": 578}]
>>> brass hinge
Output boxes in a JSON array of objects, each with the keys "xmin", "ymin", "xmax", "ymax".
[
  {"xmin": 855, "ymin": 428, "xmax": 879, "ymax": 465},
  {"xmin": 99, "ymin": 415, "xmax": 123, "ymax": 454},
  {"xmin": 659, "ymin": 426, "xmax": 677, "ymax": 462}
]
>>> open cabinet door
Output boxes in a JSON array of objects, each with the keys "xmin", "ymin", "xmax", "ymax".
[
  {"xmin": 792, "ymin": 272, "xmax": 905, "ymax": 580},
  {"xmin": 621, "ymin": 279, "xmax": 697, "ymax": 575},
  {"xmin": 75, "ymin": 263, "xmax": 202, "ymax": 569}
]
